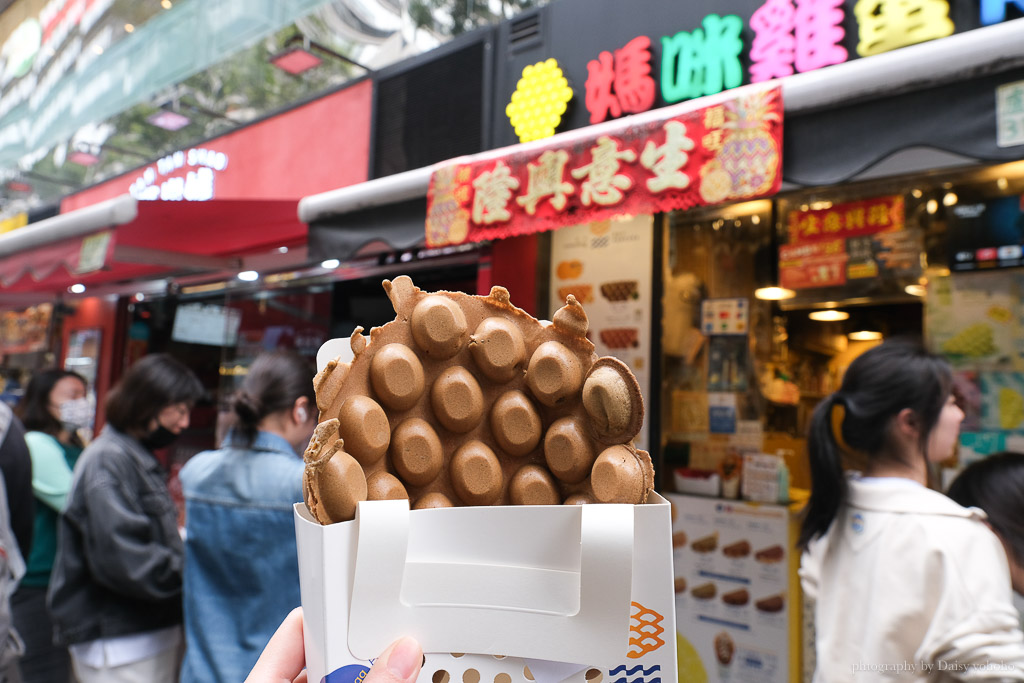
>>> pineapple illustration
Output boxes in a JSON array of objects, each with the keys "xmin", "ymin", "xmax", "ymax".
[{"xmin": 710, "ymin": 89, "xmax": 781, "ymax": 199}]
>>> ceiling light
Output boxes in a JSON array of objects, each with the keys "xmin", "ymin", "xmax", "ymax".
[
  {"xmin": 147, "ymin": 110, "xmax": 191, "ymax": 131},
  {"xmin": 905, "ymin": 284, "xmax": 927, "ymax": 297},
  {"xmin": 751, "ymin": 215, "xmax": 761, "ymax": 225},
  {"xmin": 269, "ymin": 46, "xmax": 323, "ymax": 75},
  {"xmin": 848, "ymin": 330, "xmax": 883, "ymax": 341},
  {"xmin": 278, "ymin": 246, "xmax": 289, "ymax": 253},
  {"xmin": 269, "ymin": 36, "xmax": 371, "ymax": 77},
  {"xmin": 911, "ymin": 188, "xmax": 922, "ymax": 198},
  {"xmin": 754, "ymin": 286, "xmax": 797, "ymax": 301},
  {"xmin": 69, "ymin": 283, "xmax": 86, "ymax": 294},
  {"xmin": 161, "ymin": 0, "xmax": 172, "ymax": 9},
  {"xmin": 237, "ymin": 271, "xmax": 259, "ymax": 282},
  {"xmin": 943, "ymin": 192, "xmax": 958, "ymax": 206},
  {"xmin": 68, "ymin": 150, "xmax": 100, "ymax": 166},
  {"xmin": 134, "ymin": 292, "xmax": 145, "ymax": 302},
  {"xmin": 926, "ymin": 199, "xmax": 938, "ymax": 214},
  {"xmin": 320, "ymin": 259, "xmax": 340, "ymax": 269},
  {"xmin": 997, "ymin": 177, "xmax": 1009, "ymax": 191},
  {"xmin": 809, "ymin": 310, "xmax": 849, "ymax": 321},
  {"xmin": 125, "ymin": 23, "xmax": 134, "ymax": 33}
]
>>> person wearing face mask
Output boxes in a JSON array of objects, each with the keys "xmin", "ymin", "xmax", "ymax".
[
  {"xmin": 177, "ymin": 351, "xmax": 317, "ymax": 683},
  {"xmin": 13, "ymin": 369, "xmax": 88, "ymax": 683},
  {"xmin": 48, "ymin": 354, "xmax": 203, "ymax": 683}
]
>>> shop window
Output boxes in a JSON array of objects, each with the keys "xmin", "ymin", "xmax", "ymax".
[{"xmin": 660, "ymin": 200, "xmax": 779, "ymax": 490}]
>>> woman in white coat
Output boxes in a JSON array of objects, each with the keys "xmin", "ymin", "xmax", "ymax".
[{"xmin": 798, "ymin": 341, "xmax": 1024, "ymax": 681}]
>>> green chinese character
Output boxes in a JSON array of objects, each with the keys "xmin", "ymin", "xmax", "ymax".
[{"xmin": 661, "ymin": 14, "xmax": 744, "ymax": 104}]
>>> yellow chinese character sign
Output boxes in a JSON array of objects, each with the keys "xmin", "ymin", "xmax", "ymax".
[{"xmin": 425, "ymin": 85, "xmax": 783, "ymax": 248}]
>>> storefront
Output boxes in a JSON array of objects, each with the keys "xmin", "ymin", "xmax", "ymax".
[
  {"xmin": 0, "ymin": 78, "xmax": 374, "ymax": 454},
  {"xmin": 297, "ymin": 8, "xmax": 1024, "ymax": 681}
]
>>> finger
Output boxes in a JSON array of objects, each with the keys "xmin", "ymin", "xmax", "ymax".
[
  {"xmin": 366, "ymin": 636, "xmax": 424, "ymax": 683},
  {"xmin": 246, "ymin": 607, "xmax": 307, "ymax": 683}
]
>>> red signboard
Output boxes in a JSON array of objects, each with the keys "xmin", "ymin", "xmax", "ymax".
[
  {"xmin": 778, "ymin": 238, "xmax": 847, "ymax": 289},
  {"xmin": 786, "ymin": 195, "xmax": 904, "ymax": 244},
  {"xmin": 779, "ymin": 194, "xmax": 908, "ymax": 290},
  {"xmin": 426, "ymin": 84, "xmax": 783, "ymax": 248},
  {"xmin": 61, "ymin": 80, "xmax": 373, "ymax": 212}
]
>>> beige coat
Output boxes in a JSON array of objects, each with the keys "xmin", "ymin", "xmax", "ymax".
[{"xmin": 801, "ymin": 476, "xmax": 1024, "ymax": 682}]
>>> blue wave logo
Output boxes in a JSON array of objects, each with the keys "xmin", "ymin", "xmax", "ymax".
[
  {"xmin": 322, "ymin": 663, "xmax": 371, "ymax": 683},
  {"xmin": 609, "ymin": 664, "xmax": 661, "ymax": 683}
]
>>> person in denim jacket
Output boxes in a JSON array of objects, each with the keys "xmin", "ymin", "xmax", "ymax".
[
  {"xmin": 48, "ymin": 354, "xmax": 204, "ymax": 683},
  {"xmin": 179, "ymin": 351, "xmax": 317, "ymax": 683}
]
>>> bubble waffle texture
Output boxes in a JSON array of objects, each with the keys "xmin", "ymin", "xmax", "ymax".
[
  {"xmin": 303, "ymin": 276, "xmax": 652, "ymax": 524},
  {"xmin": 600, "ymin": 281, "xmax": 639, "ymax": 302}
]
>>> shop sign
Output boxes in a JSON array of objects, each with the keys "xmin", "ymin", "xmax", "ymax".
[
  {"xmin": 428, "ymin": 85, "xmax": 783, "ymax": 248},
  {"xmin": 572, "ymin": 0, "xmax": 963, "ymax": 129},
  {"xmin": 786, "ymin": 195, "xmax": 904, "ymax": 243},
  {"xmin": 661, "ymin": 14, "xmax": 746, "ymax": 104},
  {"xmin": 750, "ymin": 0, "xmax": 848, "ymax": 81},
  {"xmin": 779, "ymin": 195, "xmax": 910, "ymax": 289},
  {"xmin": 584, "ymin": 37, "xmax": 656, "ymax": 124},
  {"xmin": 507, "ymin": 59, "xmax": 575, "ymax": 142},
  {"xmin": 127, "ymin": 147, "xmax": 228, "ymax": 201}
]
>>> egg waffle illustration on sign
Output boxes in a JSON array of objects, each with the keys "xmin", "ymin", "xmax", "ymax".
[{"xmin": 303, "ymin": 275, "xmax": 654, "ymax": 523}]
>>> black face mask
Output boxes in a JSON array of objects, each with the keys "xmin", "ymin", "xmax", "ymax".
[{"xmin": 141, "ymin": 425, "xmax": 178, "ymax": 451}]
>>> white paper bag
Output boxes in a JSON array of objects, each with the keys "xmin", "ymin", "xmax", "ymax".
[{"xmin": 295, "ymin": 495, "xmax": 676, "ymax": 683}]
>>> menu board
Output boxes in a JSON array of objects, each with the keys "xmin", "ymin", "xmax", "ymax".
[
  {"xmin": 668, "ymin": 493, "xmax": 794, "ymax": 683},
  {"xmin": 778, "ymin": 196, "xmax": 921, "ymax": 292},
  {"xmin": 550, "ymin": 215, "xmax": 653, "ymax": 451}
]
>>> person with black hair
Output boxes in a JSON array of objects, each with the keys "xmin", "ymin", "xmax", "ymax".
[
  {"xmin": 948, "ymin": 452, "xmax": 1024, "ymax": 613},
  {"xmin": 12, "ymin": 369, "xmax": 88, "ymax": 683},
  {"xmin": 178, "ymin": 351, "xmax": 317, "ymax": 683},
  {"xmin": 48, "ymin": 354, "xmax": 204, "ymax": 683},
  {"xmin": 798, "ymin": 341, "xmax": 1024, "ymax": 681}
]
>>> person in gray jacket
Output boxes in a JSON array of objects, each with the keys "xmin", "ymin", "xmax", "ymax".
[{"xmin": 48, "ymin": 354, "xmax": 203, "ymax": 683}]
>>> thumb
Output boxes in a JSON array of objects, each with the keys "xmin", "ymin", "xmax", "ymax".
[{"xmin": 367, "ymin": 637, "xmax": 424, "ymax": 683}]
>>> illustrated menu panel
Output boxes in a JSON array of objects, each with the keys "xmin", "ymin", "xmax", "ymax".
[
  {"xmin": 667, "ymin": 493, "xmax": 793, "ymax": 683},
  {"xmin": 550, "ymin": 215, "xmax": 653, "ymax": 451}
]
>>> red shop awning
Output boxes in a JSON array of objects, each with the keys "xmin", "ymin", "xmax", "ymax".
[{"xmin": 0, "ymin": 195, "xmax": 306, "ymax": 298}]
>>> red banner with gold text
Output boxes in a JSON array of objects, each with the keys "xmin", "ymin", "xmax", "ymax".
[{"xmin": 425, "ymin": 85, "xmax": 782, "ymax": 247}]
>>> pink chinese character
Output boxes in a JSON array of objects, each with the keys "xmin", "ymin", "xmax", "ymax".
[
  {"xmin": 794, "ymin": 0, "xmax": 848, "ymax": 72},
  {"xmin": 614, "ymin": 36, "xmax": 657, "ymax": 114},
  {"xmin": 585, "ymin": 51, "xmax": 621, "ymax": 124},
  {"xmin": 750, "ymin": 0, "xmax": 796, "ymax": 82}
]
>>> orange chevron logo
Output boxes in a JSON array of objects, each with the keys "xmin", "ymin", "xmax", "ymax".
[{"xmin": 627, "ymin": 601, "xmax": 665, "ymax": 658}]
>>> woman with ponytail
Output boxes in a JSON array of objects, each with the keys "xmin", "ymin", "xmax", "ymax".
[
  {"xmin": 799, "ymin": 340, "xmax": 1024, "ymax": 681},
  {"xmin": 179, "ymin": 351, "xmax": 317, "ymax": 683}
]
